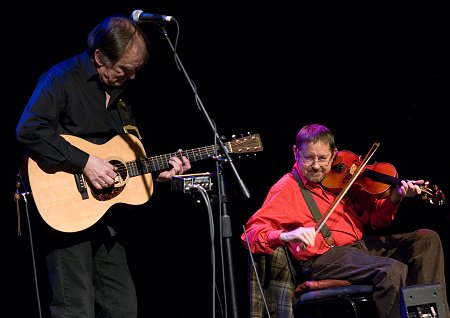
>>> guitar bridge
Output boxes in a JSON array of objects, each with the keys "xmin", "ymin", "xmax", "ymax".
[{"xmin": 74, "ymin": 173, "xmax": 89, "ymax": 200}]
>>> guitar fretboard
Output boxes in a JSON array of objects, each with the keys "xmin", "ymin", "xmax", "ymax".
[{"xmin": 126, "ymin": 144, "xmax": 225, "ymax": 177}]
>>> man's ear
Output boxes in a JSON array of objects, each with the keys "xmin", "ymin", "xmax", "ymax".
[
  {"xmin": 94, "ymin": 49, "xmax": 104, "ymax": 67},
  {"xmin": 332, "ymin": 148, "xmax": 338, "ymax": 160},
  {"xmin": 293, "ymin": 145, "xmax": 299, "ymax": 160}
]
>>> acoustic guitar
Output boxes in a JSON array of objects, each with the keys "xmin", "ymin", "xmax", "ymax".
[{"xmin": 25, "ymin": 133, "xmax": 263, "ymax": 232}]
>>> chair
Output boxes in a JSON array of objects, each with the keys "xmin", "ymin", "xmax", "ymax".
[
  {"xmin": 247, "ymin": 246, "xmax": 376, "ymax": 318},
  {"xmin": 294, "ymin": 284, "xmax": 376, "ymax": 318}
]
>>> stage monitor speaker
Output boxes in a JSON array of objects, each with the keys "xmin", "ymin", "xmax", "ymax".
[{"xmin": 400, "ymin": 283, "xmax": 445, "ymax": 318}]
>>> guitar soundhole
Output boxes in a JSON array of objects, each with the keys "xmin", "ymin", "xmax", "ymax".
[{"xmin": 91, "ymin": 160, "xmax": 127, "ymax": 201}]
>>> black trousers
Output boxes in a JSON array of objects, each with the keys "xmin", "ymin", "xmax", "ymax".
[
  {"xmin": 300, "ymin": 229, "xmax": 449, "ymax": 318},
  {"xmin": 35, "ymin": 222, "xmax": 137, "ymax": 318}
]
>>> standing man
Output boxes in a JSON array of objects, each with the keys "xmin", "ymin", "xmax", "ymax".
[{"xmin": 16, "ymin": 14, "xmax": 191, "ymax": 317}]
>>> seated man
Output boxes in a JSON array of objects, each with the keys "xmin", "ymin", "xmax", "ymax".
[{"xmin": 241, "ymin": 123, "xmax": 449, "ymax": 318}]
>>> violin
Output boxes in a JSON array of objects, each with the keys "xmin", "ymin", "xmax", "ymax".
[
  {"xmin": 299, "ymin": 143, "xmax": 445, "ymax": 252},
  {"xmin": 321, "ymin": 150, "xmax": 445, "ymax": 206}
]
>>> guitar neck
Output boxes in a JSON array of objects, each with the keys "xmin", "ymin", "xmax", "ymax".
[
  {"xmin": 124, "ymin": 133, "xmax": 263, "ymax": 177},
  {"xmin": 126, "ymin": 144, "xmax": 221, "ymax": 177}
]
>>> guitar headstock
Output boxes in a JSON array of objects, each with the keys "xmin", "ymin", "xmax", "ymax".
[
  {"xmin": 420, "ymin": 182, "xmax": 445, "ymax": 206},
  {"xmin": 225, "ymin": 133, "xmax": 263, "ymax": 155}
]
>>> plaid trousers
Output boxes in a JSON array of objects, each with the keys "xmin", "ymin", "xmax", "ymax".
[{"xmin": 248, "ymin": 247, "xmax": 296, "ymax": 318}]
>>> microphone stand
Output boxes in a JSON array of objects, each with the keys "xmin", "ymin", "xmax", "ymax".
[{"xmin": 158, "ymin": 23, "xmax": 249, "ymax": 318}]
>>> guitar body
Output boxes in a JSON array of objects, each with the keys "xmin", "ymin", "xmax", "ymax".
[{"xmin": 27, "ymin": 134, "xmax": 153, "ymax": 233}]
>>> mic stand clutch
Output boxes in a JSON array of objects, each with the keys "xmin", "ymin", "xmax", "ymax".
[{"xmin": 157, "ymin": 23, "xmax": 248, "ymax": 318}]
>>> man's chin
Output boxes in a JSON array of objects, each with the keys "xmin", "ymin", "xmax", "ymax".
[{"xmin": 308, "ymin": 173, "xmax": 325, "ymax": 183}]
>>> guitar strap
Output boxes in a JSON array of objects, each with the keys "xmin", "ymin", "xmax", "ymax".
[
  {"xmin": 117, "ymin": 99, "xmax": 142, "ymax": 140},
  {"xmin": 291, "ymin": 168, "xmax": 335, "ymax": 247}
]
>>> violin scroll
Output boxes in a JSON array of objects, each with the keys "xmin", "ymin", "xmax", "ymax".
[{"xmin": 420, "ymin": 182, "xmax": 445, "ymax": 206}]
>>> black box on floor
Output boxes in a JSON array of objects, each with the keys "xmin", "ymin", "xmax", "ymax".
[{"xmin": 400, "ymin": 283, "xmax": 445, "ymax": 318}]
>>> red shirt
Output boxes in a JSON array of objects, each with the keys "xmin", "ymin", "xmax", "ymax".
[{"xmin": 241, "ymin": 163, "xmax": 400, "ymax": 261}]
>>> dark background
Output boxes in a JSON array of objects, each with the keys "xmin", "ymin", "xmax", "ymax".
[{"xmin": 3, "ymin": 1, "xmax": 450, "ymax": 317}]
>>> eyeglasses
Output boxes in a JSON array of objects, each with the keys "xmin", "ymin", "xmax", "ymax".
[{"xmin": 298, "ymin": 154, "xmax": 332, "ymax": 166}]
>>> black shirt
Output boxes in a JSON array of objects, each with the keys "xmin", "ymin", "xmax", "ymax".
[{"xmin": 16, "ymin": 50, "xmax": 136, "ymax": 173}]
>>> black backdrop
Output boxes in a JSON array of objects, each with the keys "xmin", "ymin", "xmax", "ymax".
[{"xmin": 3, "ymin": 2, "xmax": 450, "ymax": 317}]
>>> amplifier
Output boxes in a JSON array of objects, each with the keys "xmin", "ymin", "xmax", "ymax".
[{"xmin": 400, "ymin": 283, "xmax": 445, "ymax": 318}]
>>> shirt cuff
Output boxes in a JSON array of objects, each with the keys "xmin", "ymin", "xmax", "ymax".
[{"xmin": 268, "ymin": 230, "xmax": 285, "ymax": 249}]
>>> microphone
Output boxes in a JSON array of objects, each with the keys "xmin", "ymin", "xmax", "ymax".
[{"xmin": 131, "ymin": 10, "xmax": 173, "ymax": 23}]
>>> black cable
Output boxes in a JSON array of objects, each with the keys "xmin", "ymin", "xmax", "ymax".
[{"xmin": 16, "ymin": 170, "xmax": 43, "ymax": 318}]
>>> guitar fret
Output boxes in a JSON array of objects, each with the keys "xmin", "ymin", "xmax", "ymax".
[
  {"xmin": 127, "ymin": 158, "xmax": 151, "ymax": 177},
  {"xmin": 140, "ymin": 158, "xmax": 151, "ymax": 174},
  {"xmin": 186, "ymin": 146, "xmax": 218, "ymax": 161},
  {"xmin": 126, "ymin": 161, "xmax": 138, "ymax": 177},
  {"xmin": 154, "ymin": 154, "xmax": 172, "ymax": 171},
  {"xmin": 138, "ymin": 158, "xmax": 149, "ymax": 174}
]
